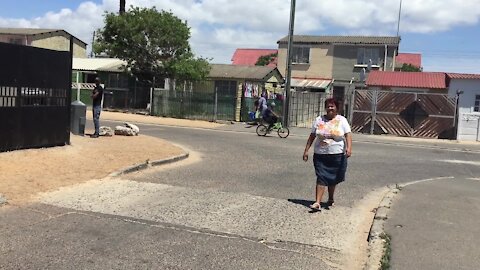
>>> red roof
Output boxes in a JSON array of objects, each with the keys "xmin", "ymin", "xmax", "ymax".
[
  {"xmin": 367, "ymin": 71, "xmax": 447, "ymax": 89},
  {"xmin": 447, "ymin": 73, "xmax": 480, "ymax": 80},
  {"xmin": 231, "ymin": 49, "xmax": 278, "ymax": 67},
  {"xmin": 396, "ymin": 53, "xmax": 422, "ymax": 68}
]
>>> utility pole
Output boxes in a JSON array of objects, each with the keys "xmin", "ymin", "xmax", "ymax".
[
  {"xmin": 283, "ymin": 0, "xmax": 296, "ymax": 128},
  {"xmin": 396, "ymin": 0, "xmax": 403, "ymax": 36},
  {"xmin": 90, "ymin": 31, "xmax": 95, "ymax": 58},
  {"xmin": 120, "ymin": 0, "xmax": 126, "ymax": 15}
]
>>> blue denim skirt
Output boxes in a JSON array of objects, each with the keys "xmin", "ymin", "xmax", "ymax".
[{"xmin": 313, "ymin": 153, "xmax": 348, "ymax": 186}]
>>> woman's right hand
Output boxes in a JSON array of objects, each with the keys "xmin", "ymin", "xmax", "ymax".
[{"xmin": 303, "ymin": 152, "xmax": 308, "ymax": 162}]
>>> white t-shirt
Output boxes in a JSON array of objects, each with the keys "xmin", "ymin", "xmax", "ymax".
[{"xmin": 311, "ymin": 115, "xmax": 351, "ymax": 154}]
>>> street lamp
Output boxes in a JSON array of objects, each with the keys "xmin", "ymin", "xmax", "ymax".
[
  {"xmin": 454, "ymin": 89, "xmax": 464, "ymax": 140},
  {"xmin": 282, "ymin": 0, "xmax": 296, "ymax": 128}
]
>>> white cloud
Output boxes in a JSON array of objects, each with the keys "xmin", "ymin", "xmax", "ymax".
[{"xmin": 0, "ymin": 0, "xmax": 479, "ymax": 71}]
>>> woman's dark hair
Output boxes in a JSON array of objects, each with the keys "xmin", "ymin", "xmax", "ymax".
[{"xmin": 324, "ymin": 98, "xmax": 339, "ymax": 109}]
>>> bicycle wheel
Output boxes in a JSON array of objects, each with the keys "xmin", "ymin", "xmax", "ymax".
[
  {"xmin": 277, "ymin": 126, "xmax": 290, "ymax": 138},
  {"xmin": 256, "ymin": 124, "xmax": 268, "ymax": 136}
]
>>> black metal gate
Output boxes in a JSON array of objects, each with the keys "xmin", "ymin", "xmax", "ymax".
[{"xmin": 0, "ymin": 42, "xmax": 71, "ymax": 152}]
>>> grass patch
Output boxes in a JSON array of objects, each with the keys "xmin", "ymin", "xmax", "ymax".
[{"xmin": 380, "ymin": 232, "xmax": 392, "ymax": 270}]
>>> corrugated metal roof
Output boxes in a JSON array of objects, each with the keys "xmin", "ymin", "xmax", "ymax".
[
  {"xmin": 291, "ymin": 78, "xmax": 332, "ymax": 89},
  {"xmin": 447, "ymin": 73, "xmax": 480, "ymax": 80},
  {"xmin": 0, "ymin": 27, "xmax": 87, "ymax": 45},
  {"xmin": 278, "ymin": 35, "xmax": 400, "ymax": 45},
  {"xmin": 73, "ymin": 58, "xmax": 126, "ymax": 72},
  {"xmin": 231, "ymin": 49, "xmax": 277, "ymax": 67},
  {"xmin": 396, "ymin": 53, "xmax": 422, "ymax": 68},
  {"xmin": 367, "ymin": 71, "xmax": 447, "ymax": 89},
  {"xmin": 209, "ymin": 64, "xmax": 281, "ymax": 81}
]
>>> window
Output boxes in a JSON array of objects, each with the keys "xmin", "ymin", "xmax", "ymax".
[
  {"xmin": 292, "ymin": 46, "xmax": 310, "ymax": 64},
  {"xmin": 474, "ymin": 95, "xmax": 480, "ymax": 112},
  {"xmin": 0, "ymin": 86, "xmax": 17, "ymax": 107},
  {"xmin": 20, "ymin": 87, "xmax": 66, "ymax": 107},
  {"xmin": 357, "ymin": 48, "xmax": 380, "ymax": 65}
]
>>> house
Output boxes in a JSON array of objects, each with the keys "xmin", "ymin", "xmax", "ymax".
[
  {"xmin": 206, "ymin": 64, "xmax": 284, "ymax": 121},
  {"xmin": 447, "ymin": 73, "xmax": 480, "ymax": 141},
  {"xmin": 0, "ymin": 28, "xmax": 87, "ymax": 58},
  {"xmin": 395, "ymin": 52, "xmax": 422, "ymax": 70},
  {"xmin": 231, "ymin": 48, "xmax": 278, "ymax": 67},
  {"xmin": 276, "ymin": 35, "xmax": 401, "ymax": 99},
  {"xmin": 366, "ymin": 71, "xmax": 447, "ymax": 93},
  {"xmin": 71, "ymin": 57, "xmax": 153, "ymax": 109}
]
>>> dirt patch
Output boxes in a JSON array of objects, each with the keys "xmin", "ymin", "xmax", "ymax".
[{"xmin": 0, "ymin": 134, "xmax": 184, "ymax": 205}]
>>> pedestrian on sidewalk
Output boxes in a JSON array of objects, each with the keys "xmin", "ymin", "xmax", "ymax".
[
  {"xmin": 90, "ymin": 77, "xmax": 103, "ymax": 138},
  {"xmin": 302, "ymin": 98, "xmax": 352, "ymax": 211},
  {"xmin": 258, "ymin": 91, "xmax": 268, "ymax": 118}
]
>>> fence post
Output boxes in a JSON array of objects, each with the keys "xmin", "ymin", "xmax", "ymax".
[
  {"xmin": 370, "ymin": 90, "xmax": 378, "ymax": 135},
  {"xmin": 213, "ymin": 86, "xmax": 218, "ymax": 122},
  {"xmin": 149, "ymin": 76, "xmax": 155, "ymax": 115},
  {"xmin": 348, "ymin": 89, "xmax": 356, "ymax": 124},
  {"xmin": 477, "ymin": 117, "xmax": 480, "ymax": 142}
]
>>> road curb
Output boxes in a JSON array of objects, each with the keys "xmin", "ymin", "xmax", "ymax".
[
  {"xmin": 108, "ymin": 152, "xmax": 190, "ymax": 177},
  {"xmin": 364, "ymin": 185, "xmax": 401, "ymax": 270}
]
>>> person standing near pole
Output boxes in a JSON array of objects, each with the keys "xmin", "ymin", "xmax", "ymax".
[{"xmin": 90, "ymin": 77, "xmax": 103, "ymax": 138}]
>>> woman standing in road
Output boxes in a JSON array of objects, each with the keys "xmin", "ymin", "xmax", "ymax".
[{"xmin": 303, "ymin": 98, "xmax": 352, "ymax": 210}]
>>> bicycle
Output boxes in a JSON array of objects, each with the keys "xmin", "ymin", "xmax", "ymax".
[{"xmin": 256, "ymin": 121, "xmax": 290, "ymax": 138}]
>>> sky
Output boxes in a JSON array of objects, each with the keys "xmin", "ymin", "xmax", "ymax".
[{"xmin": 1, "ymin": 0, "xmax": 480, "ymax": 74}]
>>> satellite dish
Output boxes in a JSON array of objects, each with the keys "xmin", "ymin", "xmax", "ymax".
[{"xmin": 360, "ymin": 68, "xmax": 366, "ymax": 82}]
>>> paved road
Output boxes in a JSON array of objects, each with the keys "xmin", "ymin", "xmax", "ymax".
[{"xmin": 1, "ymin": 120, "xmax": 479, "ymax": 269}]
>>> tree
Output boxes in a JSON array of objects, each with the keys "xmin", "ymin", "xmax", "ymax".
[
  {"xmin": 255, "ymin": 53, "xmax": 277, "ymax": 66},
  {"xmin": 400, "ymin": 63, "xmax": 422, "ymax": 72},
  {"xmin": 94, "ymin": 7, "xmax": 210, "ymax": 83}
]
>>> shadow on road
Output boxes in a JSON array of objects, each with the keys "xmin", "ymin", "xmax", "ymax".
[{"xmin": 288, "ymin": 199, "xmax": 335, "ymax": 213}]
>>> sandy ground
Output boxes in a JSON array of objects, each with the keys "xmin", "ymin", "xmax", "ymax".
[
  {"xmin": 0, "ymin": 132, "xmax": 184, "ymax": 205},
  {"xmin": 0, "ymin": 111, "xmax": 225, "ymax": 205}
]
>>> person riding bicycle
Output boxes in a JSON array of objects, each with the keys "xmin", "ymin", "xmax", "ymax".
[{"xmin": 263, "ymin": 102, "xmax": 279, "ymax": 131}]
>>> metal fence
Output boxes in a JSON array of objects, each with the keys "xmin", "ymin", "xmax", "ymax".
[
  {"xmin": 152, "ymin": 82, "xmax": 237, "ymax": 121},
  {"xmin": 350, "ymin": 89, "xmax": 457, "ymax": 139},
  {"xmin": 288, "ymin": 91, "xmax": 330, "ymax": 128},
  {"xmin": 71, "ymin": 83, "xmax": 151, "ymax": 111},
  {"xmin": 0, "ymin": 42, "xmax": 71, "ymax": 152}
]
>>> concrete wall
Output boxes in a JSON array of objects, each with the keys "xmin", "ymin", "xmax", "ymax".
[
  {"xmin": 277, "ymin": 43, "xmax": 333, "ymax": 79},
  {"xmin": 333, "ymin": 45, "xmax": 397, "ymax": 83},
  {"xmin": 0, "ymin": 32, "xmax": 87, "ymax": 57},
  {"xmin": 0, "ymin": 34, "xmax": 31, "ymax": 45},
  {"xmin": 31, "ymin": 32, "xmax": 87, "ymax": 58},
  {"xmin": 457, "ymin": 113, "xmax": 480, "ymax": 141}
]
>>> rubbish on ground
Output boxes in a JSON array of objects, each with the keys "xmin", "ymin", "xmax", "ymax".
[{"xmin": 114, "ymin": 122, "xmax": 140, "ymax": 136}]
